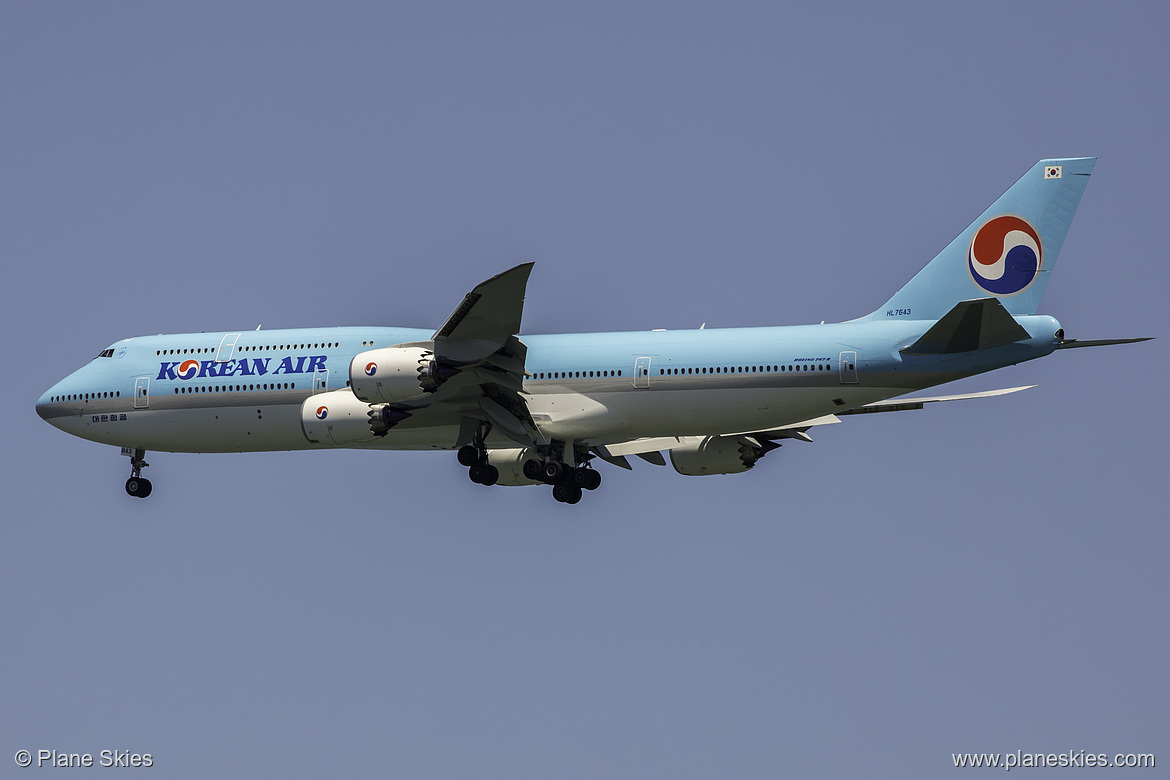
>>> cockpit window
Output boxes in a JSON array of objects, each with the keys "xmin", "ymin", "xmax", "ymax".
[{"xmin": 96, "ymin": 349, "xmax": 115, "ymax": 358}]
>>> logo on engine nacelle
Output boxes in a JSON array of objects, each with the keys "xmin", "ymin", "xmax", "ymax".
[
  {"xmin": 365, "ymin": 362, "xmax": 377, "ymax": 376},
  {"xmin": 316, "ymin": 406, "xmax": 328, "ymax": 419}
]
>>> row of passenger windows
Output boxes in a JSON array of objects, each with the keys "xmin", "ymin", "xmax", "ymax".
[
  {"xmin": 51, "ymin": 391, "xmax": 120, "ymax": 402},
  {"xmin": 534, "ymin": 370, "xmax": 623, "ymax": 379},
  {"xmin": 174, "ymin": 383, "xmax": 296, "ymax": 394},
  {"xmin": 155, "ymin": 342, "xmax": 339, "ymax": 356},
  {"xmin": 530, "ymin": 364, "xmax": 834, "ymax": 380},
  {"xmin": 661, "ymin": 363, "xmax": 832, "ymax": 375}
]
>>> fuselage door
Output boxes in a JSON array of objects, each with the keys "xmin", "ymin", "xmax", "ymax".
[
  {"xmin": 634, "ymin": 357, "xmax": 651, "ymax": 389},
  {"xmin": 313, "ymin": 369, "xmax": 328, "ymax": 393},
  {"xmin": 216, "ymin": 333, "xmax": 241, "ymax": 362},
  {"xmin": 133, "ymin": 376, "xmax": 150, "ymax": 408},
  {"xmin": 839, "ymin": 351, "xmax": 859, "ymax": 384}
]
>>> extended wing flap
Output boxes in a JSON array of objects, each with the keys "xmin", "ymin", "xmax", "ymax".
[{"xmin": 596, "ymin": 436, "xmax": 700, "ymax": 458}]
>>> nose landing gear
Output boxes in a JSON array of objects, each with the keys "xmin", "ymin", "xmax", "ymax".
[{"xmin": 123, "ymin": 447, "xmax": 152, "ymax": 498}]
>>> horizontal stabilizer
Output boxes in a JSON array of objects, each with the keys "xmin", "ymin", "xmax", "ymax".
[
  {"xmin": 902, "ymin": 298, "xmax": 1030, "ymax": 355},
  {"xmin": 1057, "ymin": 337, "xmax": 1153, "ymax": 349}
]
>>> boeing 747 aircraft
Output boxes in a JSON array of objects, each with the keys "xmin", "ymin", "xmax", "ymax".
[{"xmin": 37, "ymin": 158, "xmax": 1149, "ymax": 503}]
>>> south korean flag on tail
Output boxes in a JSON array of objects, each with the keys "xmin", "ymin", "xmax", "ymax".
[{"xmin": 1044, "ymin": 165, "xmax": 1062, "ymax": 179}]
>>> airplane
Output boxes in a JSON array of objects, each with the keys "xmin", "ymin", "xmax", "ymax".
[{"xmin": 36, "ymin": 157, "xmax": 1150, "ymax": 504}]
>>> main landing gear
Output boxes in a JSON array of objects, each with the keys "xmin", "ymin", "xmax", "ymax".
[
  {"xmin": 542, "ymin": 462, "xmax": 601, "ymax": 504},
  {"xmin": 459, "ymin": 444, "xmax": 499, "ymax": 486},
  {"xmin": 529, "ymin": 457, "xmax": 602, "ymax": 504},
  {"xmin": 124, "ymin": 447, "xmax": 152, "ymax": 498},
  {"xmin": 458, "ymin": 441, "xmax": 603, "ymax": 503}
]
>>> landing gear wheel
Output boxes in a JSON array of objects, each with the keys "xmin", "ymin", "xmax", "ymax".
[
  {"xmin": 542, "ymin": 461, "xmax": 566, "ymax": 485},
  {"xmin": 458, "ymin": 445, "xmax": 480, "ymax": 467},
  {"xmin": 125, "ymin": 477, "xmax": 152, "ymax": 498},
  {"xmin": 552, "ymin": 483, "xmax": 583, "ymax": 504},
  {"xmin": 124, "ymin": 448, "xmax": 151, "ymax": 497},
  {"xmin": 468, "ymin": 463, "xmax": 499, "ymax": 486},
  {"xmin": 522, "ymin": 459, "xmax": 543, "ymax": 481},
  {"xmin": 567, "ymin": 466, "xmax": 601, "ymax": 489}
]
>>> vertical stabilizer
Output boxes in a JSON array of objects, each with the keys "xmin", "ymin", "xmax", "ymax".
[{"xmin": 866, "ymin": 158, "xmax": 1094, "ymax": 321}]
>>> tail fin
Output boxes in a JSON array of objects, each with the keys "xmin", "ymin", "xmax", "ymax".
[{"xmin": 865, "ymin": 158, "xmax": 1095, "ymax": 321}]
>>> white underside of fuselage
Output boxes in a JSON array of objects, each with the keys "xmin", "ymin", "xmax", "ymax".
[{"xmin": 45, "ymin": 381, "xmax": 906, "ymax": 454}]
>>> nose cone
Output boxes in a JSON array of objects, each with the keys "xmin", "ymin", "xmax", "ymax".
[
  {"xmin": 36, "ymin": 389, "xmax": 52, "ymax": 421},
  {"xmin": 36, "ymin": 383, "xmax": 70, "ymax": 430}
]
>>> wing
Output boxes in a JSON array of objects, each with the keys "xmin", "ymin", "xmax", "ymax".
[
  {"xmin": 593, "ymin": 386, "xmax": 1036, "ymax": 464},
  {"xmin": 432, "ymin": 262, "xmax": 534, "ymax": 362},
  {"xmin": 375, "ymin": 263, "xmax": 543, "ymax": 447}
]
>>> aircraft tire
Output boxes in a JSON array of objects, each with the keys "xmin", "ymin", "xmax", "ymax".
[
  {"xmin": 469, "ymin": 463, "xmax": 499, "ymax": 486},
  {"xmin": 552, "ymin": 483, "xmax": 582, "ymax": 504},
  {"xmin": 457, "ymin": 445, "xmax": 480, "ymax": 467},
  {"xmin": 542, "ymin": 461, "xmax": 566, "ymax": 485},
  {"xmin": 125, "ymin": 477, "xmax": 151, "ymax": 498},
  {"xmin": 582, "ymin": 470, "xmax": 602, "ymax": 491},
  {"xmin": 522, "ymin": 459, "xmax": 543, "ymax": 481}
]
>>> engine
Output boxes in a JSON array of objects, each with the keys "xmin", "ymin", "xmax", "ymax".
[
  {"xmin": 670, "ymin": 436, "xmax": 767, "ymax": 476},
  {"xmin": 349, "ymin": 345, "xmax": 456, "ymax": 404},
  {"xmin": 300, "ymin": 389, "xmax": 409, "ymax": 445},
  {"xmin": 485, "ymin": 448, "xmax": 544, "ymax": 486}
]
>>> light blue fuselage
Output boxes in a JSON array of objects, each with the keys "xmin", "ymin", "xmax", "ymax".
[{"xmin": 36, "ymin": 316, "xmax": 1062, "ymax": 454}]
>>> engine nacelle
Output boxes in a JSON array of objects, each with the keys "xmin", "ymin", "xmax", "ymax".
[
  {"xmin": 350, "ymin": 345, "xmax": 455, "ymax": 404},
  {"xmin": 670, "ymin": 436, "xmax": 766, "ymax": 476},
  {"xmin": 300, "ymin": 390, "xmax": 409, "ymax": 445},
  {"xmin": 485, "ymin": 448, "xmax": 544, "ymax": 486},
  {"xmin": 301, "ymin": 390, "xmax": 374, "ymax": 445}
]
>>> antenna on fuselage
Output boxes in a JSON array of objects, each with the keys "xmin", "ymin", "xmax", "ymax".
[{"xmin": 256, "ymin": 324, "xmax": 262, "ymax": 330}]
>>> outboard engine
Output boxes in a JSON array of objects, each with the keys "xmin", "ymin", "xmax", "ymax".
[{"xmin": 669, "ymin": 436, "xmax": 769, "ymax": 476}]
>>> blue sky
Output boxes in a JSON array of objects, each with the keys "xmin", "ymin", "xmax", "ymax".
[{"xmin": 3, "ymin": 2, "xmax": 1166, "ymax": 777}]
